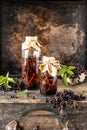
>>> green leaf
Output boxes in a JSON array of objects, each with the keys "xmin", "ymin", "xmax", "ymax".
[
  {"xmin": 68, "ymin": 66, "xmax": 75, "ymax": 70},
  {"xmin": 6, "ymin": 72, "xmax": 9, "ymax": 78},
  {"xmin": 8, "ymin": 77, "xmax": 16, "ymax": 83},
  {"xmin": 0, "ymin": 76, "xmax": 4, "ymax": 80},
  {"xmin": 0, "ymin": 77, "xmax": 6, "ymax": 86},
  {"xmin": 4, "ymin": 79, "xmax": 11, "ymax": 88},
  {"xmin": 0, "ymin": 72, "xmax": 17, "ymax": 89},
  {"xmin": 17, "ymin": 89, "xmax": 29, "ymax": 96},
  {"xmin": 63, "ymin": 73, "xmax": 68, "ymax": 86},
  {"xmin": 4, "ymin": 79, "xmax": 9, "ymax": 88},
  {"xmin": 7, "ymin": 85, "xmax": 12, "ymax": 88},
  {"xmin": 1, "ymin": 77, "xmax": 12, "ymax": 89},
  {"xmin": 5, "ymin": 84, "xmax": 11, "ymax": 89},
  {"xmin": 57, "ymin": 67, "xmax": 67, "ymax": 76},
  {"xmin": 67, "ymin": 69, "xmax": 74, "ymax": 75}
]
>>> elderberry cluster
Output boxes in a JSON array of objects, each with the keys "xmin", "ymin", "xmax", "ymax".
[
  {"xmin": 69, "ymin": 63, "xmax": 87, "ymax": 75},
  {"xmin": 46, "ymin": 90, "xmax": 86, "ymax": 116}
]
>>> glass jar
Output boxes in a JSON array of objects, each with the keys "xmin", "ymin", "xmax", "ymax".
[
  {"xmin": 22, "ymin": 36, "xmax": 41, "ymax": 89},
  {"xmin": 39, "ymin": 56, "xmax": 60, "ymax": 95},
  {"xmin": 40, "ymin": 71, "xmax": 57, "ymax": 95}
]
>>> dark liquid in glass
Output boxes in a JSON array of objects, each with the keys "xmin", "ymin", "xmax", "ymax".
[
  {"xmin": 22, "ymin": 57, "xmax": 39, "ymax": 89},
  {"xmin": 40, "ymin": 71, "xmax": 57, "ymax": 95}
]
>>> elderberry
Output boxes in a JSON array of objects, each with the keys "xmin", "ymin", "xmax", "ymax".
[
  {"xmin": 45, "ymin": 89, "xmax": 86, "ymax": 117},
  {"xmin": 9, "ymin": 94, "xmax": 17, "ymax": 99},
  {"xmin": 32, "ymin": 96, "xmax": 36, "ymax": 99}
]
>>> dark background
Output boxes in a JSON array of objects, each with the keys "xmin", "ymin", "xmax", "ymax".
[{"xmin": 0, "ymin": 0, "xmax": 87, "ymax": 75}]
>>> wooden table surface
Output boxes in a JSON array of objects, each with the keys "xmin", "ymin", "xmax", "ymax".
[{"xmin": 0, "ymin": 81, "xmax": 87, "ymax": 130}]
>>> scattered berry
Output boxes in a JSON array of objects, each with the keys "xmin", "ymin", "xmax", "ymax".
[{"xmin": 32, "ymin": 96, "xmax": 35, "ymax": 99}]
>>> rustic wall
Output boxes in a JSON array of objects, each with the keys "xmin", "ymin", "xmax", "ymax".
[{"xmin": 0, "ymin": 1, "xmax": 87, "ymax": 74}]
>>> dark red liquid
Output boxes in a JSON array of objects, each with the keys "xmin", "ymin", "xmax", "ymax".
[
  {"xmin": 40, "ymin": 71, "xmax": 57, "ymax": 95},
  {"xmin": 22, "ymin": 57, "xmax": 39, "ymax": 89}
]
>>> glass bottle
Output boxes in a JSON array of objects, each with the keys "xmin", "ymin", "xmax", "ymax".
[
  {"xmin": 39, "ymin": 56, "xmax": 60, "ymax": 95},
  {"xmin": 22, "ymin": 36, "xmax": 41, "ymax": 89}
]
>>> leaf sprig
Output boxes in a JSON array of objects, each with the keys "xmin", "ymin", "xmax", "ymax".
[
  {"xmin": 57, "ymin": 65, "xmax": 75, "ymax": 86},
  {"xmin": 0, "ymin": 72, "xmax": 16, "ymax": 89}
]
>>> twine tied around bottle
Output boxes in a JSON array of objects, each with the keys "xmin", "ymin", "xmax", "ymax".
[{"xmin": 39, "ymin": 56, "xmax": 61, "ymax": 77}]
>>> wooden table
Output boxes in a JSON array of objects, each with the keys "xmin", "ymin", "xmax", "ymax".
[{"xmin": 0, "ymin": 82, "xmax": 87, "ymax": 130}]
